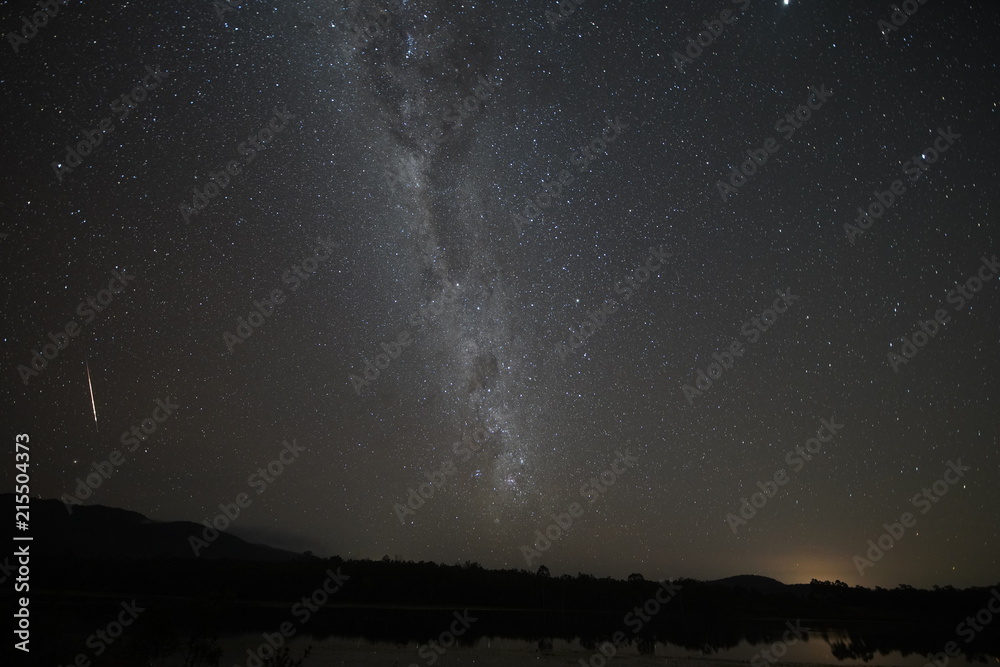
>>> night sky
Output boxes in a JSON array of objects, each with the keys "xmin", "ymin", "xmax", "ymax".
[{"xmin": 3, "ymin": 0, "xmax": 998, "ymax": 590}]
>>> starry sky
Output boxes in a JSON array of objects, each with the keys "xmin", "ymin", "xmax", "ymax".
[{"xmin": 2, "ymin": 0, "xmax": 998, "ymax": 590}]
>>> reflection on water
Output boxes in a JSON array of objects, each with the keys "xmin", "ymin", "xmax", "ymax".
[
  {"xmin": 45, "ymin": 600, "xmax": 1000, "ymax": 667},
  {"xmin": 212, "ymin": 630, "xmax": 998, "ymax": 667},
  {"xmin": 209, "ymin": 611, "xmax": 999, "ymax": 667}
]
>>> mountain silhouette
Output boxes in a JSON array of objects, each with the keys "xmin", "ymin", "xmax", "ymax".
[
  {"xmin": 5, "ymin": 495, "xmax": 298, "ymax": 561},
  {"xmin": 707, "ymin": 574, "xmax": 796, "ymax": 594}
]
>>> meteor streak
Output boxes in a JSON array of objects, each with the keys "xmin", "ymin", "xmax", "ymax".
[{"xmin": 85, "ymin": 355, "xmax": 98, "ymax": 433}]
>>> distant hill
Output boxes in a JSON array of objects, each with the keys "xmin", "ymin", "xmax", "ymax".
[
  {"xmin": 707, "ymin": 574, "xmax": 787, "ymax": 592},
  {"xmin": 4, "ymin": 496, "xmax": 998, "ymax": 637},
  {"xmin": 4, "ymin": 495, "xmax": 299, "ymax": 561},
  {"xmin": 706, "ymin": 574, "xmax": 812, "ymax": 597}
]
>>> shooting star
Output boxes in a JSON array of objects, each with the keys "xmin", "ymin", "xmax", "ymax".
[{"xmin": 85, "ymin": 355, "xmax": 98, "ymax": 433}]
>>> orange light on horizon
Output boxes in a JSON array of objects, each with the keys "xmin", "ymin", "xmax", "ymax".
[{"xmin": 769, "ymin": 556, "xmax": 856, "ymax": 586}]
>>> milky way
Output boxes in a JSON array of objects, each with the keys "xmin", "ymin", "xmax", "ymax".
[
  {"xmin": 3, "ymin": 0, "xmax": 999, "ymax": 588},
  {"xmin": 343, "ymin": 0, "xmax": 541, "ymax": 512}
]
